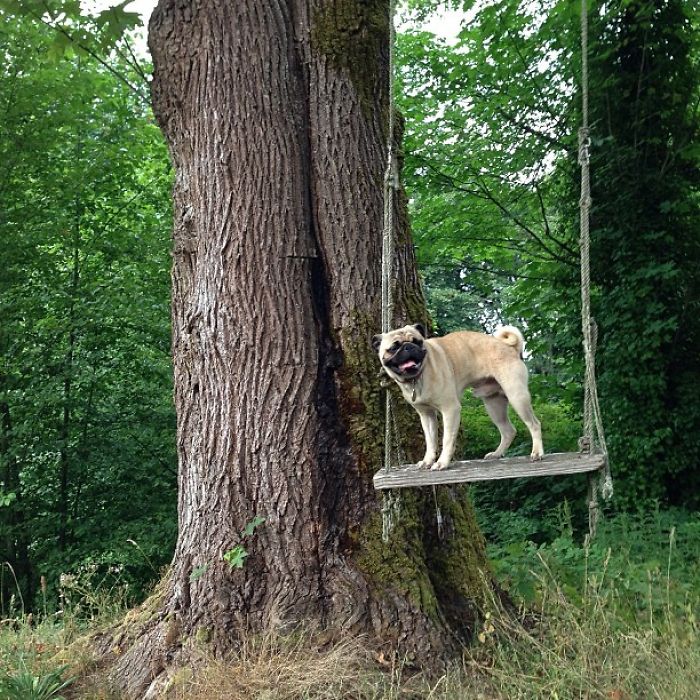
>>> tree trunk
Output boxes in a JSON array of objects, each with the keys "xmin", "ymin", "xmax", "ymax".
[{"xmin": 103, "ymin": 1, "xmax": 494, "ymax": 695}]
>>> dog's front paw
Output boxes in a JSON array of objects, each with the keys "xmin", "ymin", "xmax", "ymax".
[
  {"xmin": 483, "ymin": 451, "xmax": 503, "ymax": 460},
  {"xmin": 431, "ymin": 459, "xmax": 450, "ymax": 471},
  {"xmin": 530, "ymin": 449, "xmax": 544, "ymax": 462},
  {"xmin": 417, "ymin": 455, "xmax": 436, "ymax": 469}
]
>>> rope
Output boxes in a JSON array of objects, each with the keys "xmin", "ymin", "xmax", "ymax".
[
  {"xmin": 381, "ymin": 0, "xmax": 401, "ymax": 543},
  {"xmin": 382, "ymin": 0, "xmax": 398, "ymax": 476},
  {"xmin": 432, "ymin": 485, "xmax": 444, "ymax": 540},
  {"xmin": 382, "ymin": 0, "xmax": 398, "ymax": 474},
  {"xmin": 381, "ymin": 0, "xmax": 398, "ymax": 338},
  {"xmin": 579, "ymin": 0, "xmax": 613, "ymax": 502},
  {"xmin": 378, "ymin": 1, "xmax": 443, "ymax": 542}
]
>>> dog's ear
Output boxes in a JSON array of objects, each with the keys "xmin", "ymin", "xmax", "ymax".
[
  {"xmin": 371, "ymin": 334, "xmax": 383, "ymax": 352},
  {"xmin": 413, "ymin": 323, "xmax": 427, "ymax": 339}
]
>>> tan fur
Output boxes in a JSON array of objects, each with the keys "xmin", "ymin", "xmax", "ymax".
[
  {"xmin": 376, "ymin": 325, "xmax": 544, "ymax": 470},
  {"xmin": 493, "ymin": 325, "xmax": 524, "ymax": 355}
]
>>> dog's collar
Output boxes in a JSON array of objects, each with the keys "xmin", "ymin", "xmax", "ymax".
[
  {"xmin": 382, "ymin": 364, "xmax": 425, "ymax": 400},
  {"xmin": 409, "ymin": 375, "xmax": 422, "ymax": 402}
]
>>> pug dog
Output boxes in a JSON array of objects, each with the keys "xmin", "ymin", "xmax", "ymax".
[{"xmin": 372, "ymin": 324, "xmax": 544, "ymax": 470}]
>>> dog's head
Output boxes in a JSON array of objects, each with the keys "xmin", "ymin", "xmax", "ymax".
[{"xmin": 372, "ymin": 324, "xmax": 428, "ymax": 380}]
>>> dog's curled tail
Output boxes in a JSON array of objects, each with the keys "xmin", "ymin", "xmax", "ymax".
[{"xmin": 494, "ymin": 325, "xmax": 525, "ymax": 356}]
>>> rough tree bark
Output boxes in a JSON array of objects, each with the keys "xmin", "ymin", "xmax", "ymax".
[{"xmin": 100, "ymin": 1, "xmax": 494, "ymax": 696}]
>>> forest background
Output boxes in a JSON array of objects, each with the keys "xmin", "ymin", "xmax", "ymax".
[{"xmin": 1, "ymin": 1, "xmax": 699, "ymax": 693}]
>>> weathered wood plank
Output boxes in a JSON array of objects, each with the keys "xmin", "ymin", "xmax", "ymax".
[{"xmin": 373, "ymin": 452, "xmax": 606, "ymax": 490}]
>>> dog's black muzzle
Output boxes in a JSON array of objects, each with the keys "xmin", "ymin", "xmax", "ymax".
[{"xmin": 384, "ymin": 343, "xmax": 427, "ymax": 379}]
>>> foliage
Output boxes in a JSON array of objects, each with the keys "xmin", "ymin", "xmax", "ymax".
[
  {"xmin": 222, "ymin": 516, "xmax": 267, "ymax": 571},
  {"xmin": 0, "ymin": 10, "xmax": 176, "ymax": 612},
  {"xmin": 578, "ymin": 0, "xmax": 700, "ymax": 505},
  {"xmin": 397, "ymin": 0, "xmax": 580, "ymax": 348},
  {"xmin": 486, "ymin": 507, "xmax": 700, "ymax": 616},
  {"xmin": 0, "ymin": 664, "xmax": 74, "ymax": 700},
  {"xmin": 0, "ymin": 0, "xmax": 146, "ymax": 98},
  {"xmin": 0, "ymin": 564, "xmax": 131, "ymax": 699}
]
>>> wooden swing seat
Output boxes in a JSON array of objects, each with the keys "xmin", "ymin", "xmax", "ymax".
[{"xmin": 373, "ymin": 451, "xmax": 605, "ymax": 490}]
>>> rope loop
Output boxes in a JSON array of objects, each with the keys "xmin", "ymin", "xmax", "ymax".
[
  {"xmin": 381, "ymin": 489, "xmax": 401, "ymax": 543},
  {"xmin": 384, "ymin": 144, "xmax": 400, "ymax": 190},
  {"xmin": 587, "ymin": 473, "xmax": 599, "ymax": 538},
  {"xmin": 601, "ymin": 472, "xmax": 614, "ymax": 501},
  {"xmin": 432, "ymin": 485, "xmax": 444, "ymax": 540},
  {"xmin": 381, "ymin": 491, "xmax": 393, "ymax": 543},
  {"xmin": 577, "ymin": 127, "xmax": 591, "ymax": 166}
]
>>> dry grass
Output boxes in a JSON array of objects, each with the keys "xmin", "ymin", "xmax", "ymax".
[
  {"xmin": 165, "ymin": 631, "xmax": 492, "ymax": 700},
  {"xmin": 160, "ymin": 635, "xmax": 500, "ymax": 700},
  {"xmin": 3, "ymin": 588, "xmax": 698, "ymax": 700}
]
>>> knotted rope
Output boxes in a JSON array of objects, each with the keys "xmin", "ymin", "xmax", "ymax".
[
  {"xmin": 381, "ymin": 0, "xmax": 401, "ymax": 543},
  {"xmin": 578, "ymin": 0, "xmax": 613, "ymax": 536}
]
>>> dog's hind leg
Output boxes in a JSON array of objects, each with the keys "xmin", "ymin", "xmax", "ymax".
[
  {"xmin": 415, "ymin": 406, "xmax": 438, "ymax": 468},
  {"xmin": 482, "ymin": 393, "xmax": 516, "ymax": 459},
  {"xmin": 499, "ymin": 377, "xmax": 544, "ymax": 461}
]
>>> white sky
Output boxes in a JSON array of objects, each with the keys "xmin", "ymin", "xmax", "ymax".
[
  {"xmin": 417, "ymin": 8, "xmax": 464, "ymax": 43},
  {"xmin": 125, "ymin": 0, "xmax": 155, "ymax": 24}
]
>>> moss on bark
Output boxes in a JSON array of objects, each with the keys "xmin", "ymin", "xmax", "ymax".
[
  {"xmin": 311, "ymin": 0, "xmax": 388, "ymax": 119},
  {"xmin": 425, "ymin": 487, "xmax": 493, "ymax": 629},
  {"xmin": 356, "ymin": 491, "xmax": 439, "ymax": 618},
  {"xmin": 336, "ymin": 314, "xmax": 385, "ymax": 474}
]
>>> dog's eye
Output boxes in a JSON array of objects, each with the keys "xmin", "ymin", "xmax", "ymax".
[
  {"xmin": 390, "ymin": 342, "xmax": 401, "ymax": 352},
  {"xmin": 412, "ymin": 337, "xmax": 423, "ymax": 346}
]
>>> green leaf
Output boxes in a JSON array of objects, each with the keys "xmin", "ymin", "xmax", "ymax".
[
  {"xmin": 223, "ymin": 545, "xmax": 248, "ymax": 569},
  {"xmin": 189, "ymin": 563, "xmax": 208, "ymax": 582},
  {"xmin": 241, "ymin": 515, "xmax": 266, "ymax": 538},
  {"xmin": 0, "ymin": 490, "xmax": 17, "ymax": 507}
]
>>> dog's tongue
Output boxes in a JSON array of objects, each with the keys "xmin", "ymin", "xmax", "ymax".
[{"xmin": 399, "ymin": 359, "xmax": 417, "ymax": 371}]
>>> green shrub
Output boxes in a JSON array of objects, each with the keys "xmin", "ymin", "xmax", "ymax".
[
  {"xmin": 0, "ymin": 665, "xmax": 74, "ymax": 700},
  {"xmin": 487, "ymin": 506, "xmax": 700, "ymax": 621}
]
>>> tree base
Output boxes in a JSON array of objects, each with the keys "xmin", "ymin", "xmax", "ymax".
[{"xmin": 89, "ymin": 574, "xmax": 477, "ymax": 698}]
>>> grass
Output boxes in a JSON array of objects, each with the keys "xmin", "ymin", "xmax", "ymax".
[
  {"xmin": 470, "ymin": 549, "xmax": 700, "ymax": 698},
  {"xmin": 0, "ymin": 663, "xmax": 75, "ymax": 700},
  {"xmin": 1, "ymin": 509, "xmax": 698, "ymax": 699},
  {"xmin": 0, "ymin": 563, "xmax": 130, "ymax": 700}
]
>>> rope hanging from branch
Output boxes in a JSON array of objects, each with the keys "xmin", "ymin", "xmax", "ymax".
[
  {"xmin": 578, "ymin": 0, "xmax": 613, "ymax": 508},
  {"xmin": 381, "ymin": 0, "xmax": 398, "ymax": 338},
  {"xmin": 381, "ymin": 0, "xmax": 401, "ymax": 543},
  {"xmin": 382, "ymin": 0, "xmax": 399, "ymax": 471}
]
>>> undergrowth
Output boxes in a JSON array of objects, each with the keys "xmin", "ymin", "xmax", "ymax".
[
  {"xmin": 0, "ymin": 563, "xmax": 130, "ymax": 699},
  {"xmin": 1, "ymin": 509, "xmax": 698, "ymax": 699}
]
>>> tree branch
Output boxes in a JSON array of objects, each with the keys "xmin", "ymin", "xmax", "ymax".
[
  {"xmin": 33, "ymin": 5, "xmax": 148, "ymax": 101},
  {"xmin": 533, "ymin": 181, "xmax": 577, "ymax": 258},
  {"xmin": 410, "ymin": 155, "xmax": 576, "ymax": 266}
]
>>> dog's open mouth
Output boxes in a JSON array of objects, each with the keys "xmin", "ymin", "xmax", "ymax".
[{"xmin": 396, "ymin": 358, "xmax": 423, "ymax": 376}]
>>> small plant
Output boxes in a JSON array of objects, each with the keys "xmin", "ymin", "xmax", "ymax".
[
  {"xmin": 223, "ymin": 516, "xmax": 266, "ymax": 570},
  {"xmin": 0, "ymin": 665, "xmax": 74, "ymax": 700},
  {"xmin": 189, "ymin": 516, "xmax": 267, "ymax": 581},
  {"xmin": 189, "ymin": 564, "xmax": 209, "ymax": 583}
]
